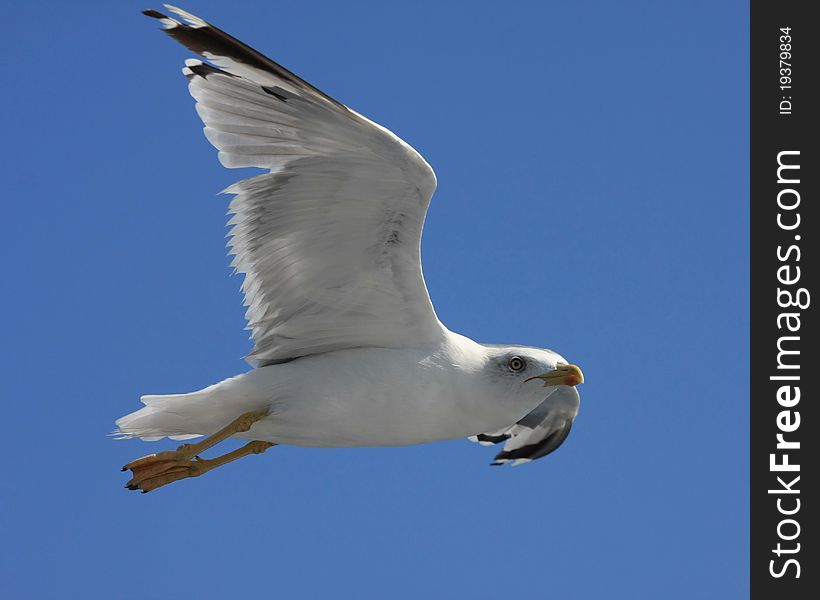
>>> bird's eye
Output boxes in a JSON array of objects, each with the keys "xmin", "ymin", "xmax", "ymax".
[{"xmin": 508, "ymin": 356, "xmax": 526, "ymax": 372}]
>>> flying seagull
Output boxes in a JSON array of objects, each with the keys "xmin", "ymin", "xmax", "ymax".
[{"xmin": 117, "ymin": 5, "xmax": 585, "ymax": 492}]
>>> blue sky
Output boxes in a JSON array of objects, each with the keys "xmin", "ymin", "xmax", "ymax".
[{"xmin": 1, "ymin": 1, "xmax": 748, "ymax": 598}]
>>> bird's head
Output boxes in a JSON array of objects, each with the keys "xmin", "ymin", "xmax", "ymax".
[{"xmin": 480, "ymin": 344, "xmax": 584, "ymax": 403}]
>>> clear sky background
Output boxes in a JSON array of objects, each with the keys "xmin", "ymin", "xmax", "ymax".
[{"xmin": 1, "ymin": 1, "xmax": 748, "ymax": 598}]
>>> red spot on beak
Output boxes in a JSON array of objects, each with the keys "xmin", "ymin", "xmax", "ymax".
[{"xmin": 565, "ymin": 374, "xmax": 581, "ymax": 387}]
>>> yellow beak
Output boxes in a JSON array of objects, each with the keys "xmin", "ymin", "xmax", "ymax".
[{"xmin": 525, "ymin": 363, "xmax": 584, "ymax": 387}]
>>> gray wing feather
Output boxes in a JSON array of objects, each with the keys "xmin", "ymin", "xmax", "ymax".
[{"xmin": 469, "ymin": 387, "xmax": 581, "ymax": 466}]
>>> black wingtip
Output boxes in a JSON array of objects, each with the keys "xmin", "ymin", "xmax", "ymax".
[
  {"xmin": 184, "ymin": 61, "xmax": 232, "ymax": 80},
  {"xmin": 139, "ymin": 6, "xmax": 347, "ymax": 110},
  {"xmin": 492, "ymin": 420, "xmax": 574, "ymax": 463},
  {"xmin": 476, "ymin": 433, "xmax": 511, "ymax": 445}
]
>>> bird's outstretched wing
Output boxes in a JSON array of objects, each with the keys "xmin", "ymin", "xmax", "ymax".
[
  {"xmin": 145, "ymin": 5, "xmax": 443, "ymax": 366},
  {"xmin": 469, "ymin": 387, "xmax": 580, "ymax": 466}
]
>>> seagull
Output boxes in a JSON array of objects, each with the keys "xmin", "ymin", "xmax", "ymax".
[{"xmin": 117, "ymin": 5, "xmax": 585, "ymax": 493}]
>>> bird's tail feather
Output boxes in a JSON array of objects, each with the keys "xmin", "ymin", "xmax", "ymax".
[
  {"xmin": 114, "ymin": 377, "xmax": 269, "ymax": 441},
  {"xmin": 114, "ymin": 393, "xmax": 209, "ymax": 441}
]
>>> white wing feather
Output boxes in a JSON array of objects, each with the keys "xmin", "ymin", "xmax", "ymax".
[{"xmin": 145, "ymin": 6, "xmax": 443, "ymax": 365}]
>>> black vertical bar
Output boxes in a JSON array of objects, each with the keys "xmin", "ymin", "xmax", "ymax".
[{"xmin": 751, "ymin": 1, "xmax": 817, "ymax": 597}]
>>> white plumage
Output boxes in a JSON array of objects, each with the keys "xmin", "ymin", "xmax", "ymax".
[
  {"xmin": 116, "ymin": 5, "xmax": 584, "ymax": 480},
  {"xmin": 188, "ymin": 51, "xmax": 440, "ymax": 365}
]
